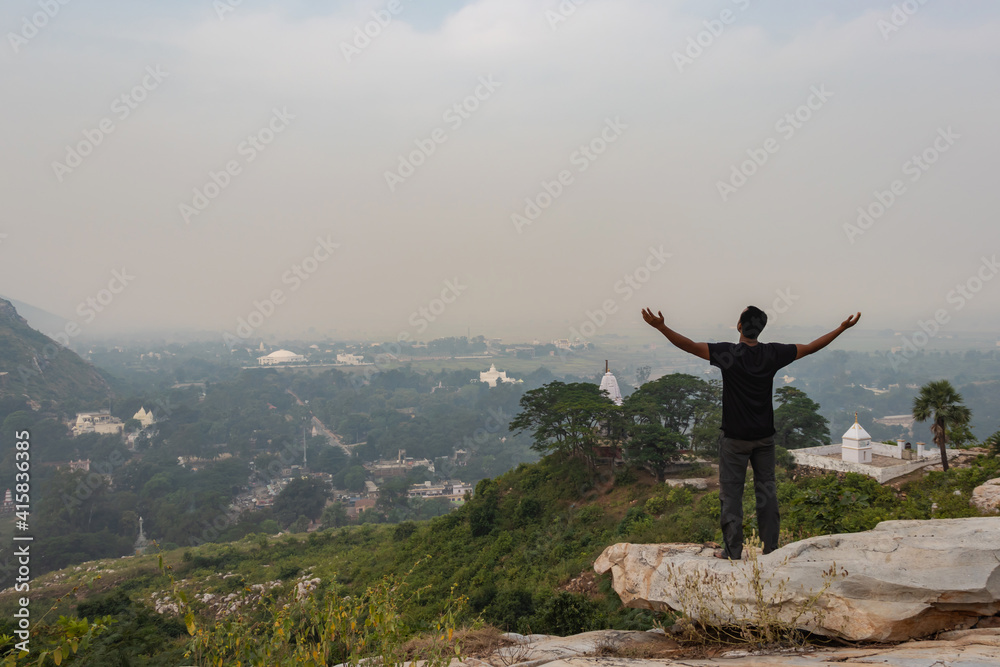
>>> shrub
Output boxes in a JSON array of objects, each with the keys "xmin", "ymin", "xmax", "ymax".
[
  {"xmin": 533, "ymin": 592, "xmax": 602, "ymax": 636},
  {"xmin": 616, "ymin": 507, "xmax": 651, "ymax": 536},
  {"xmin": 644, "ymin": 495, "xmax": 667, "ymax": 516},
  {"xmin": 576, "ymin": 505, "xmax": 604, "ymax": 525},
  {"xmin": 484, "ymin": 588, "xmax": 535, "ymax": 632}
]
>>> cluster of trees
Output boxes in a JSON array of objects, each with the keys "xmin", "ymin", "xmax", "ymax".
[
  {"xmin": 509, "ymin": 374, "xmax": 991, "ymax": 478},
  {"xmin": 511, "ymin": 374, "xmax": 726, "ymax": 480}
]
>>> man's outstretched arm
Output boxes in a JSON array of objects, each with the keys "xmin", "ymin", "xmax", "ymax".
[
  {"xmin": 641, "ymin": 308, "xmax": 710, "ymax": 361},
  {"xmin": 795, "ymin": 312, "xmax": 862, "ymax": 360}
]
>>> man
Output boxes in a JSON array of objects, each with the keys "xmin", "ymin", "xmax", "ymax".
[{"xmin": 641, "ymin": 305, "xmax": 861, "ymax": 559}]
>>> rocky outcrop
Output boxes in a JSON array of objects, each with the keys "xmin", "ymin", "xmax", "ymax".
[
  {"xmin": 463, "ymin": 627, "xmax": 1000, "ymax": 666},
  {"xmin": 971, "ymin": 478, "xmax": 1000, "ymax": 513},
  {"xmin": 595, "ymin": 517, "xmax": 1000, "ymax": 642}
]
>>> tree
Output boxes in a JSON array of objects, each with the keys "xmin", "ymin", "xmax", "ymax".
[
  {"xmin": 509, "ymin": 382, "xmax": 621, "ymax": 469},
  {"xmin": 622, "ymin": 374, "xmax": 721, "ymax": 477},
  {"xmin": 272, "ymin": 477, "xmax": 330, "ymax": 528},
  {"xmin": 984, "ymin": 431, "xmax": 1000, "ymax": 457},
  {"xmin": 946, "ymin": 422, "xmax": 977, "ymax": 448},
  {"xmin": 773, "ymin": 386, "xmax": 831, "ymax": 449},
  {"xmin": 321, "ymin": 502, "xmax": 349, "ymax": 529},
  {"xmin": 634, "ymin": 365, "xmax": 651, "ymax": 387},
  {"xmin": 376, "ymin": 477, "xmax": 410, "ymax": 515},
  {"xmin": 913, "ymin": 380, "xmax": 972, "ymax": 472}
]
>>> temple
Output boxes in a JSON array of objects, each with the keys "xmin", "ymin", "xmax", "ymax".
[
  {"xmin": 479, "ymin": 364, "xmax": 521, "ymax": 387},
  {"xmin": 599, "ymin": 361, "xmax": 623, "ymax": 406}
]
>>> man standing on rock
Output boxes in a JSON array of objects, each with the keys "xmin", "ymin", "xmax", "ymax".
[{"xmin": 641, "ymin": 306, "xmax": 861, "ymax": 559}]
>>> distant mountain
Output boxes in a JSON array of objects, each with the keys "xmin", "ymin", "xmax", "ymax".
[
  {"xmin": 0, "ymin": 295, "xmax": 69, "ymax": 335},
  {"xmin": 0, "ymin": 298, "xmax": 111, "ymax": 408}
]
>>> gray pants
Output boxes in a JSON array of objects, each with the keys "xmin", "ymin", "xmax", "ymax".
[{"xmin": 718, "ymin": 435, "xmax": 779, "ymax": 559}]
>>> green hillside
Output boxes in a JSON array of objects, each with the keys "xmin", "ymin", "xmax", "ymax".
[
  {"xmin": 2, "ymin": 450, "xmax": 998, "ymax": 665},
  {"xmin": 0, "ymin": 299, "xmax": 111, "ymax": 409}
]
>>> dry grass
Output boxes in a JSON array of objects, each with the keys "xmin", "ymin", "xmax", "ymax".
[
  {"xmin": 588, "ymin": 633, "xmax": 681, "ymax": 660},
  {"xmin": 402, "ymin": 625, "xmax": 515, "ymax": 661}
]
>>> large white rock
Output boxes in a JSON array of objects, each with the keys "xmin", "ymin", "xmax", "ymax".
[
  {"xmin": 971, "ymin": 478, "xmax": 1000, "ymax": 514},
  {"xmin": 451, "ymin": 628, "xmax": 1000, "ymax": 667},
  {"xmin": 594, "ymin": 517, "xmax": 1000, "ymax": 642}
]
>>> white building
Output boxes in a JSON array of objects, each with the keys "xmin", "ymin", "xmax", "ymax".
[
  {"xmin": 72, "ymin": 411, "xmax": 124, "ymax": 436},
  {"xmin": 258, "ymin": 349, "xmax": 306, "ymax": 366},
  {"xmin": 336, "ymin": 353, "xmax": 366, "ymax": 365},
  {"xmin": 479, "ymin": 363, "xmax": 521, "ymax": 387},
  {"xmin": 841, "ymin": 417, "xmax": 872, "ymax": 464},
  {"xmin": 133, "ymin": 406, "xmax": 156, "ymax": 428},
  {"xmin": 599, "ymin": 361, "xmax": 623, "ymax": 406},
  {"xmin": 791, "ymin": 411, "xmax": 958, "ymax": 483}
]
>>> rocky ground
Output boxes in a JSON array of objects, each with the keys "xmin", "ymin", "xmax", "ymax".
[{"xmin": 459, "ymin": 627, "xmax": 1000, "ymax": 666}]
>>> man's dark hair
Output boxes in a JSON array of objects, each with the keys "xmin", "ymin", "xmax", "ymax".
[{"xmin": 740, "ymin": 306, "xmax": 767, "ymax": 340}]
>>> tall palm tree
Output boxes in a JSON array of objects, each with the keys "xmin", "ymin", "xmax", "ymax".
[{"xmin": 912, "ymin": 380, "xmax": 971, "ymax": 472}]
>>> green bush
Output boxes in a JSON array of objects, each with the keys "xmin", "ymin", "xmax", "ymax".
[
  {"xmin": 616, "ymin": 507, "xmax": 651, "ymax": 536},
  {"xmin": 644, "ymin": 495, "xmax": 667, "ymax": 515},
  {"xmin": 576, "ymin": 504, "xmax": 604, "ymax": 525},
  {"xmin": 533, "ymin": 592, "xmax": 602, "ymax": 636}
]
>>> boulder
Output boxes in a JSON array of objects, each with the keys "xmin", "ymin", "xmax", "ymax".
[
  {"xmin": 971, "ymin": 478, "xmax": 1000, "ymax": 513},
  {"xmin": 595, "ymin": 517, "xmax": 1000, "ymax": 642}
]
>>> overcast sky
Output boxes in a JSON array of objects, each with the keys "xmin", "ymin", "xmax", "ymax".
[{"xmin": 2, "ymin": 0, "xmax": 999, "ymax": 344}]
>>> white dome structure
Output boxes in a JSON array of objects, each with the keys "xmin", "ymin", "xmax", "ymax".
[
  {"xmin": 258, "ymin": 349, "xmax": 306, "ymax": 366},
  {"xmin": 599, "ymin": 361, "xmax": 623, "ymax": 406}
]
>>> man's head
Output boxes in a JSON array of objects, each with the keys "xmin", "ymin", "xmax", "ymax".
[{"xmin": 738, "ymin": 306, "xmax": 767, "ymax": 340}]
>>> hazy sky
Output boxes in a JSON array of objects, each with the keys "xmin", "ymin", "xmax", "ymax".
[{"xmin": 3, "ymin": 0, "xmax": 999, "ymax": 345}]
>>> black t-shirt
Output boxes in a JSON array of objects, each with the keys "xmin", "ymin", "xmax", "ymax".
[{"xmin": 707, "ymin": 341, "xmax": 798, "ymax": 441}]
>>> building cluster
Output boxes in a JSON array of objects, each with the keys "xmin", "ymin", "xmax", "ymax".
[
  {"xmin": 791, "ymin": 414, "xmax": 958, "ymax": 484},
  {"xmin": 70, "ymin": 406, "xmax": 157, "ymax": 444},
  {"xmin": 364, "ymin": 450, "xmax": 435, "ymax": 477},
  {"xmin": 72, "ymin": 410, "xmax": 124, "ymax": 436}
]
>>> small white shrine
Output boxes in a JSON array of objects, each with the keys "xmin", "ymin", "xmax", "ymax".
[
  {"xmin": 598, "ymin": 361, "xmax": 623, "ymax": 406},
  {"xmin": 841, "ymin": 413, "xmax": 872, "ymax": 464}
]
